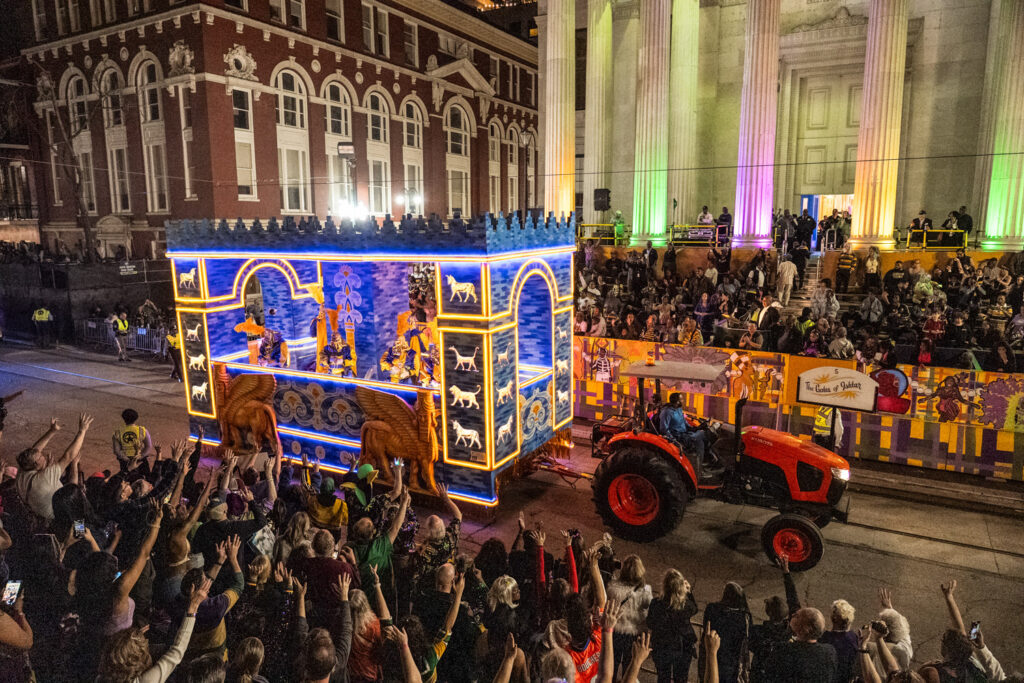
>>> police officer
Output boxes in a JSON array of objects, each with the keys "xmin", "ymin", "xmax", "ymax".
[
  {"xmin": 114, "ymin": 311, "xmax": 131, "ymax": 362},
  {"xmin": 166, "ymin": 325, "xmax": 183, "ymax": 382},
  {"xmin": 112, "ymin": 408, "xmax": 153, "ymax": 473},
  {"xmin": 32, "ymin": 305, "xmax": 54, "ymax": 348}
]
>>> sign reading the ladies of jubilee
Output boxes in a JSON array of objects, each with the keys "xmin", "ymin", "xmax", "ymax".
[{"xmin": 797, "ymin": 367, "xmax": 879, "ymax": 412}]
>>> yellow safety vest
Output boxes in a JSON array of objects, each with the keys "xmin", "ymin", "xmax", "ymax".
[
  {"xmin": 115, "ymin": 424, "xmax": 147, "ymax": 459},
  {"xmin": 115, "ymin": 319, "xmax": 130, "ymax": 334},
  {"xmin": 32, "ymin": 308, "xmax": 50, "ymax": 322},
  {"xmin": 166, "ymin": 333, "xmax": 181, "ymax": 350},
  {"xmin": 813, "ymin": 407, "xmax": 835, "ymax": 435}
]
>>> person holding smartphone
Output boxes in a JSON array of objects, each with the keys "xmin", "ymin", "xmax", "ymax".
[{"xmin": 0, "ymin": 581, "xmax": 33, "ymax": 681}]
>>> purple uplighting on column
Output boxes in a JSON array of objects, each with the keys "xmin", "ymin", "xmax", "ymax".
[{"xmin": 733, "ymin": 0, "xmax": 781, "ymax": 249}]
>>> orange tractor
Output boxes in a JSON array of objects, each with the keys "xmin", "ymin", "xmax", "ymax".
[{"xmin": 590, "ymin": 362, "xmax": 850, "ymax": 571}]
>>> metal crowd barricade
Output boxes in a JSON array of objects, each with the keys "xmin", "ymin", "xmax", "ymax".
[
  {"xmin": 668, "ymin": 224, "xmax": 731, "ymax": 247},
  {"xmin": 129, "ymin": 326, "xmax": 165, "ymax": 355},
  {"xmin": 904, "ymin": 229, "xmax": 967, "ymax": 250},
  {"xmin": 578, "ymin": 223, "xmax": 631, "ymax": 246},
  {"xmin": 75, "ymin": 318, "xmax": 166, "ymax": 357},
  {"xmin": 77, "ymin": 319, "xmax": 116, "ymax": 349}
]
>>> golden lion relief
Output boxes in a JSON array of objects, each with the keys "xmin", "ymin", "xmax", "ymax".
[{"xmin": 355, "ymin": 386, "xmax": 439, "ymax": 493}]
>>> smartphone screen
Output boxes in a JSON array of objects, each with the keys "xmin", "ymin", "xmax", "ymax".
[
  {"xmin": 73, "ymin": 520, "xmax": 85, "ymax": 538},
  {"xmin": 970, "ymin": 621, "xmax": 981, "ymax": 639},
  {"xmin": 2, "ymin": 581, "xmax": 20, "ymax": 606}
]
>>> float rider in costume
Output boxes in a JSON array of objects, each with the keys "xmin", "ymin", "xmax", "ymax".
[
  {"xmin": 319, "ymin": 332, "xmax": 355, "ymax": 377},
  {"xmin": 257, "ymin": 329, "xmax": 285, "ymax": 367},
  {"xmin": 419, "ymin": 344, "xmax": 440, "ymax": 388}
]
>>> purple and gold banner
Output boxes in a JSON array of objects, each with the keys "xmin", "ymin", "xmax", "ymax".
[{"xmin": 573, "ymin": 336, "xmax": 1024, "ymax": 482}]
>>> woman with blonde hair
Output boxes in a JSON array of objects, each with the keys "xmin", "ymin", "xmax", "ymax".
[
  {"xmin": 348, "ymin": 581, "xmax": 390, "ymax": 683},
  {"xmin": 274, "ymin": 511, "xmax": 312, "ymax": 565},
  {"xmin": 97, "ymin": 578, "xmax": 209, "ymax": 683},
  {"xmin": 606, "ymin": 555, "xmax": 652, "ymax": 678},
  {"xmin": 821, "ymin": 599, "xmax": 859, "ymax": 683},
  {"xmin": 647, "ymin": 569, "xmax": 698, "ymax": 683}
]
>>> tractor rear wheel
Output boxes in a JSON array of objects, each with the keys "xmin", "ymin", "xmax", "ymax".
[
  {"xmin": 761, "ymin": 513, "xmax": 825, "ymax": 572},
  {"xmin": 592, "ymin": 447, "xmax": 688, "ymax": 541}
]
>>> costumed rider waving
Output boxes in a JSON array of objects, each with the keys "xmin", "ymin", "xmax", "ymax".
[
  {"xmin": 257, "ymin": 328, "xmax": 285, "ymax": 367},
  {"xmin": 319, "ymin": 332, "xmax": 355, "ymax": 376}
]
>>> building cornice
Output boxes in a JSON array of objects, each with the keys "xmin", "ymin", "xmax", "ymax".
[
  {"xmin": 24, "ymin": 3, "xmax": 537, "ymax": 116},
  {"xmin": 23, "ymin": 2, "xmax": 538, "ymax": 73}
]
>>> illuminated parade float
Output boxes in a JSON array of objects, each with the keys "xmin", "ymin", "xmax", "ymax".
[{"xmin": 167, "ymin": 213, "xmax": 575, "ymax": 506}]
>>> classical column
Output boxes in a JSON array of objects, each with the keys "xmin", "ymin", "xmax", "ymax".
[
  {"xmin": 667, "ymin": 0, "xmax": 699, "ymax": 225},
  {"xmin": 582, "ymin": 0, "xmax": 613, "ymax": 226},
  {"xmin": 850, "ymin": 0, "xmax": 909, "ymax": 249},
  {"xmin": 543, "ymin": 0, "xmax": 576, "ymax": 216},
  {"xmin": 970, "ymin": 0, "xmax": 1005, "ymax": 229},
  {"xmin": 631, "ymin": 0, "xmax": 672, "ymax": 245},
  {"xmin": 982, "ymin": 0, "xmax": 1024, "ymax": 250},
  {"xmin": 732, "ymin": 0, "xmax": 780, "ymax": 249}
]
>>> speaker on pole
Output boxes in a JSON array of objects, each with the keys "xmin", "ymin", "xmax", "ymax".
[{"xmin": 594, "ymin": 188, "xmax": 611, "ymax": 212}]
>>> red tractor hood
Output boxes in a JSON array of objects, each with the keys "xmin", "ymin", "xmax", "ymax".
[{"xmin": 742, "ymin": 425, "xmax": 850, "ymax": 471}]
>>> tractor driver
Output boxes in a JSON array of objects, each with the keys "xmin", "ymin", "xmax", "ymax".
[{"xmin": 659, "ymin": 392, "xmax": 715, "ymax": 469}]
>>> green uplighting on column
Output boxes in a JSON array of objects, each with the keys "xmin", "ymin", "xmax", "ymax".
[{"xmin": 981, "ymin": 0, "xmax": 1024, "ymax": 250}]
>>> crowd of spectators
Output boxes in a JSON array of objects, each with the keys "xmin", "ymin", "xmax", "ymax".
[
  {"xmin": 0, "ymin": 394, "xmax": 1017, "ymax": 682},
  {"xmin": 0, "ymin": 239, "xmax": 151, "ymax": 265},
  {"xmin": 574, "ymin": 238, "xmax": 1024, "ymax": 372}
]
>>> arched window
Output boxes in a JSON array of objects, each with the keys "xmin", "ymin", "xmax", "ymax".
[
  {"xmin": 101, "ymin": 70, "xmax": 123, "ymax": 128},
  {"xmin": 137, "ymin": 61, "xmax": 161, "ymax": 122},
  {"xmin": 403, "ymin": 102, "xmax": 422, "ymax": 149},
  {"xmin": 367, "ymin": 93, "xmax": 389, "ymax": 143},
  {"xmin": 489, "ymin": 123, "xmax": 501, "ymax": 163},
  {"xmin": 446, "ymin": 105, "xmax": 469, "ymax": 156},
  {"xmin": 67, "ymin": 75, "xmax": 89, "ymax": 131},
  {"xmin": 325, "ymin": 83, "xmax": 350, "ymax": 137},
  {"xmin": 275, "ymin": 70, "xmax": 306, "ymax": 128},
  {"xmin": 507, "ymin": 128, "xmax": 519, "ymax": 164}
]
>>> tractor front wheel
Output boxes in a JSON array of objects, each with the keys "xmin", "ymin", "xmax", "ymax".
[
  {"xmin": 761, "ymin": 513, "xmax": 825, "ymax": 572},
  {"xmin": 592, "ymin": 447, "xmax": 689, "ymax": 541}
]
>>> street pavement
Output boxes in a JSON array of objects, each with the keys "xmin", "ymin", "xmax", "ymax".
[{"xmin": 1, "ymin": 342, "xmax": 1023, "ymax": 677}]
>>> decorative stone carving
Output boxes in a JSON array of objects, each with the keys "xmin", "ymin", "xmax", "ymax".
[
  {"xmin": 355, "ymin": 72, "xmax": 364, "ymax": 84},
  {"xmin": 789, "ymin": 7, "xmax": 867, "ymax": 34},
  {"xmin": 425, "ymin": 55, "xmax": 438, "ymax": 72},
  {"xmin": 119, "ymin": 47, "xmax": 129, "ymax": 61},
  {"xmin": 455, "ymin": 42, "xmax": 470, "ymax": 60},
  {"xmin": 83, "ymin": 56, "xmax": 93, "ymax": 69},
  {"xmin": 432, "ymin": 81, "xmax": 445, "ymax": 112},
  {"xmin": 168, "ymin": 40, "xmax": 195, "ymax": 77},
  {"xmin": 224, "ymin": 44, "xmax": 257, "ymax": 81},
  {"xmin": 311, "ymin": 59, "xmax": 321, "ymax": 73},
  {"xmin": 478, "ymin": 95, "xmax": 491, "ymax": 120},
  {"xmin": 36, "ymin": 74, "xmax": 54, "ymax": 101},
  {"xmin": 392, "ymin": 81, "xmax": 400, "ymax": 94}
]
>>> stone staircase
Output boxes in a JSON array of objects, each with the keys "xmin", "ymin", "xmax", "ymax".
[
  {"xmin": 782, "ymin": 253, "xmax": 821, "ymax": 316},
  {"xmin": 781, "ymin": 252, "xmax": 863, "ymax": 318}
]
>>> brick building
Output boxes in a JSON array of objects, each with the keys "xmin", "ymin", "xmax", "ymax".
[{"xmin": 20, "ymin": 0, "xmax": 539, "ymax": 257}]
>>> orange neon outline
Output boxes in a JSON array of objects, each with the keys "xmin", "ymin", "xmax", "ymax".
[
  {"xmin": 217, "ymin": 360, "xmax": 442, "ymax": 397},
  {"xmin": 170, "ymin": 259, "xmax": 207, "ymax": 304},
  {"xmin": 437, "ymin": 328, "xmax": 491, "ymax": 471},
  {"xmin": 435, "ymin": 263, "xmax": 485, "ymax": 320},
  {"xmin": 176, "ymin": 308, "xmax": 217, "ymax": 419},
  {"xmin": 510, "ymin": 267, "xmax": 559, "ymax": 432}
]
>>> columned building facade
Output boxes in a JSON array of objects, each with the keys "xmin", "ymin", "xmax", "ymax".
[
  {"xmin": 20, "ymin": 0, "xmax": 539, "ymax": 257},
  {"xmin": 539, "ymin": 0, "xmax": 1024, "ymax": 249}
]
